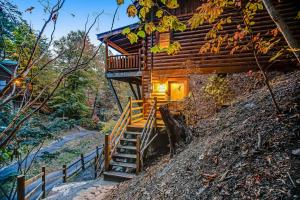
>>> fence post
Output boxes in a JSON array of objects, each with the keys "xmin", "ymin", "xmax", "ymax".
[
  {"xmin": 63, "ymin": 165, "xmax": 67, "ymax": 183},
  {"xmin": 81, "ymin": 154, "xmax": 85, "ymax": 170},
  {"xmin": 136, "ymin": 135, "xmax": 141, "ymax": 174},
  {"xmin": 104, "ymin": 135, "xmax": 110, "ymax": 171},
  {"xmin": 129, "ymin": 97, "xmax": 132, "ymax": 124},
  {"xmin": 42, "ymin": 166, "xmax": 46, "ymax": 198},
  {"xmin": 94, "ymin": 147, "xmax": 99, "ymax": 179},
  {"xmin": 94, "ymin": 156, "xmax": 98, "ymax": 179},
  {"xmin": 17, "ymin": 175, "xmax": 25, "ymax": 200}
]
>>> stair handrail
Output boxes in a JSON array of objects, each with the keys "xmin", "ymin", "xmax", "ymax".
[
  {"xmin": 105, "ymin": 101, "xmax": 131, "ymax": 170},
  {"xmin": 140, "ymin": 97, "xmax": 157, "ymax": 156}
]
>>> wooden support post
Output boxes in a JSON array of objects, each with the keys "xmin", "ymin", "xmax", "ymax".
[
  {"xmin": 104, "ymin": 134, "xmax": 110, "ymax": 171},
  {"xmin": 154, "ymin": 97, "xmax": 157, "ymax": 129},
  {"xmin": 129, "ymin": 82, "xmax": 138, "ymax": 100},
  {"xmin": 105, "ymin": 38, "xmax": 109, "ymax": 71},
  {"xmin": 136, "ymin": 135, "xmax": 141, "ymax": 174},
  {"xmin": 107, "ymin": 78, "xmax": 123, "ymax": 114},
  {"xmin": 138, "ymin": 49, "xmax": 142, "ymax": 70},
  {"xmin": 143, "ymin": 97, "xmax": 145, "ymax": 119},
  {"xmin": 81, "ymin": 154, "xmax": 85, "ymax": 170},
  {"xmin": 136, "ymin": 83, "xmax": 142, "ymax": 99},
  {"xmin": 17, "ymin": 175, "xmax": 25, "ymax": 200},
  {"xmin": 42, "ymin": 166, "xmax": 46, "ymax": 198},
  {"xmin": 129, "ymin": 97, "xmax": 132, "ymax": 125},
  {"xmin": 63, "ymin": 165, "xmax": 67, "ymax": 183}
]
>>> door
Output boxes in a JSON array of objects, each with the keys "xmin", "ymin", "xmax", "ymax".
[{"xmin": 169, "ymin": 82, "xmax": 185, "ymax": 101}]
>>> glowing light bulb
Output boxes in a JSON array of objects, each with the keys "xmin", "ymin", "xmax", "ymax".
[{"xmin": 158, "ymin": 83, "xmax": 167, "ymax": 93}]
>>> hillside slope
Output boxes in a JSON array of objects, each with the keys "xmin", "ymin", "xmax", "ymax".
[{"xmin": 107, "ymin": 71, "xmax": 300, "ymax": 200}]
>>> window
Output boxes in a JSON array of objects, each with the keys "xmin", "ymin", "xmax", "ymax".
[
  {"xmin": 169, "ymin": 82, "xmax": 185, "ymax": 101},
  {"xmin": 0, "ymin": 80, "xmax": 6, "ymax": 91},
  {"xmin": 158, "ymin": 32, "xmax": 171, "ymax": 48}
]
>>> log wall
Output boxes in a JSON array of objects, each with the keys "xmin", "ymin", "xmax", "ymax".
[{"xmin": 142, "ymin": 0, "xmax": 300, "ymax": 101}]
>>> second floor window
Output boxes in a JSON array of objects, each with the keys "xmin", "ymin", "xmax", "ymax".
[{"xmin": 158, "ymin": 32, "xmax": 171, "ymax": 48}]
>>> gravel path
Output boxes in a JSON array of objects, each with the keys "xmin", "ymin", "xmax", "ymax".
[{"xmin": 46, "ymin": 179, "xmax": 117, "ymax": 200}]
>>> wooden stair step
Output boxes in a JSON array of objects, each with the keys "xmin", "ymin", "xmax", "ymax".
[
  {"xmin": 117, "ymin": 145, "xmax": 137, "ymax": 150},
  {"xmin": 113, "ymin": 153, "xmax": 137, "ymax": 159},
  {"xmin": 120, "ymin": 138, "xmax": 137, "ymax": 142},
  {"xmin": 110, "ymin": 161, "xmax": 137, "ymax": 168},
  {"xmin": 103, "ymin": 171, "xmax": 136, "ymax": 180},
  {"xmin": 125, "ymin": 131, "xmax": 141, "ymax": 135}
]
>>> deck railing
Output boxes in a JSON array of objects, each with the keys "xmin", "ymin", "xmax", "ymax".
[{"xmin": 106, "ymin": 53, "xmax": 141, "ymax": 71}]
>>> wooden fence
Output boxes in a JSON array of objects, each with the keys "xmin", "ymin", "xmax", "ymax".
[{"xmin": 16, "ymin": 146, "xmax": 104, "ymax": 200}]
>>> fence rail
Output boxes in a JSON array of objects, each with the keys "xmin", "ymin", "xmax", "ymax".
[{"xmin": 17, "ymin": 146, "xmax": 104, "ymax": 200}]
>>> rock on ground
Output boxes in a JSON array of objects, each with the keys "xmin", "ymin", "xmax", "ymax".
[{"xmin": 46, "ymin": 179, "xmax": 117, "ymax": 200}]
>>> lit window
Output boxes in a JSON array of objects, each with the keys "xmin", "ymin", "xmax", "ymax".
[
  {"xmin": 170, "ymin": 82, "xmax": 185, "ymax": 101},
  {"xmin": 153, "ymin": 82, "xmax": 167, "ymax": 93},
  {"xmin": 159, "ymin": 32, "xmax": 170, "ymax": 49}
]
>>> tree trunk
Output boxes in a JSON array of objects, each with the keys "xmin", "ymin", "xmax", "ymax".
[
  {"xmin": 262, "ymin": 0, "xmax": 300, "ymax": 64},
  {"xmin": 159, "ymin": 105, "xmax": 187, "ymax": 158}
]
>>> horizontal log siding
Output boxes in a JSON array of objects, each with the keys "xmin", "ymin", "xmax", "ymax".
[{"xmin": 145, "ymin": 0, "xmax": 300, "ymax": 72}]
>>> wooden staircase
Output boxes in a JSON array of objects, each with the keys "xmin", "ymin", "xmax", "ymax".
[{"xmin": 103, "ymin": 98, "xmax": 164, "ymax": 181}]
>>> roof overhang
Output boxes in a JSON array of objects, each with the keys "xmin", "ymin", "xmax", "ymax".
[
  {"xmin": 0, "ymin": 60, "xmax": 17, "ymax": 75},
  {"xmin": 97, "ymin": 23, "xmax": 143, "ymax": 54},
  {"xmin": 96, "ymin": 23, "xmax": 140, "ymax": 42}
]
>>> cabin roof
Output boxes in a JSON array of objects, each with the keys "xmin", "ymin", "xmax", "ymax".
[
  {"xmin": 96, "ymin": 23, "xmax": 140, "ymax": 42},
  {"xmin": 97, "ymin": 23, "xmax": 142, "ymax": 54},
  {"xmin": 0, "ymin": 60, "xmax": 17, "ymax": 75}
]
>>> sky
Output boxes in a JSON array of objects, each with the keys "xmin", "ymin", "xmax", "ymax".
[{"xmin": 11, "ymin": 0, "xmax": 139, "ymax": 45}]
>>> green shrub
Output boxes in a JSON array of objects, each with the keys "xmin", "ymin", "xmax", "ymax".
[
  {"xmin": 101, "ymin": 120, "xmax": 116, "ymax": 134},
  {"xmin": 79, "ymin": 118, "xmax": 102, "ymax": 130},
  {"xmin": 203, "ymin": 74, "xmax": 234, "ymax": 106}
]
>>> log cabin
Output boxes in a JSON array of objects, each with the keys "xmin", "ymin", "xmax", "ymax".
[{"xmin": 97, "ymin": 0, "xmax": 300, "ymax": 181}]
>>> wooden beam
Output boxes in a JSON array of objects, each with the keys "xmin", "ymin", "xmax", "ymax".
[
  {"xmin": 105, "ymin": 38, "xmax": 109, "ymax": 71},
  {"xmin": 129, "ymin": 82, "xmax": 138, "ymax": 100},
  {"xmin": 107, "ymin": 78, "xmax": 123, "ymax": 113},
  {"xmin": 107, "ymin": 40, "xmax": 129, "ymax": 55},
  {"xmin": 136, "ymin": 83, "xmax": 142, "ymax": 99}
]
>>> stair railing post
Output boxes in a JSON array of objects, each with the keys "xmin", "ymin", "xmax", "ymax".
[
  {"xmin": 129, "ymin": 97, "xmax": 132, "ymax": 125},
  {"xmin": 17, "ymin": 175, "xmax": 25, "ymax": 200},
  {"xmin": 104, "ymin": 134, "xmax": 110, "ymax": 171},
  {"xmin": 136, "ymin": 135, "xmax": 141, "ymax": 174},
  {"xmin": 63, "ymin": 164, "xmax": 67, "ymax": 183},
  {"xmin": 42, "ymin": 166, "xmax": 46, "ymax": 198}
]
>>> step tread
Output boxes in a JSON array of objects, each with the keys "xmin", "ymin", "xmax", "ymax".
[
  {"xmin": 120, "ymin": 138, "xmax": 137, "ymax": 142},
  {"xmin": 113, "ymin": 153, "xmax": 137, "ymax": 159},
  {"xmin": 110, "ymin": 161, "xmax": 137, "ymax": 168},
  {"xmin": 117, "ymin": 145, "xmax": 137, "ymax": 150},
  {"xmin": 125, "ymin": 131, "xmax": 142, "ymax": 135},
  {"xmin": 103, "ymin": 171, "xmax": 136, "ymax": 179}
]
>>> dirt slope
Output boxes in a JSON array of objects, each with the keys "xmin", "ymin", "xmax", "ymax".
[{"xmin": 106, "ymin": 71, "xmax": 300, "ymax": 200}]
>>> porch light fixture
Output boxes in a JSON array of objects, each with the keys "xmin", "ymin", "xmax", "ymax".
[{"xmin": 158, "ymin": 83, "xmax": 167, "ymax": 93}]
